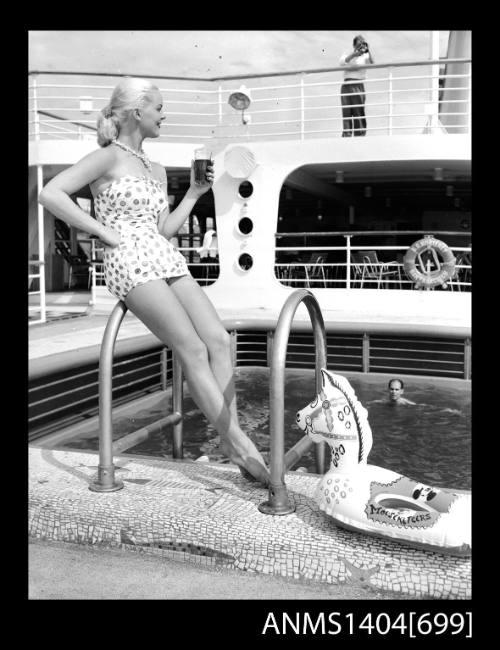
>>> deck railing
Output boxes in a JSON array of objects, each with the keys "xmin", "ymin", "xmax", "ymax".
[
  {"xmin": 28, "ymin": 259, "xmax": 46, "ymax": 324},
  {"xmin": 88, "ymin": 230, "xmax": 471, "ymax": 300},
  {"xmin": 89, "ymin": 244, "xmax": 219, "ymax": 305},
  {"xmin": 28, "ymin": 57, "xmax": 470, "ymax": 143},
  {"xmin": 28, "ymin": 59, "xmax": 471, "ymax": 322},
  {"xmin": 275, "ymin": 230, "xmax": 471, "ymax": 291}
]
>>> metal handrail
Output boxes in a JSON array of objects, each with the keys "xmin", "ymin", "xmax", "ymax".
[
  {"xmin": 29, "ymin": 57, "xmax": 471, "ymax": 142},
  {"xmin": 276, "ymin": 230, "xmax": 472, "ymax": 237},
  {"xmin": 28, "ymin": 58, "xmax": 470, "ymax": 82},
  {"xmin": 275, "ymin": 239, "xmax": 471, "ymax": 290},
  {"xmin": 258, "ymin": 289, "xmax": 328, "ymax": 515},
  {"xmin": 89, "ymin": 300, "xmax": 184, "ymax": 492}
]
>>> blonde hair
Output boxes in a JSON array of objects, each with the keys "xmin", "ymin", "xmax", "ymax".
[{"xmin": 96, "ymin": 77, "xmax": 159, "ymax": 147}]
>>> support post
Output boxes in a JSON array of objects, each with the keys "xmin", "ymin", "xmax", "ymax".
[
  {"xmin": 161, "ymin": 347, "xmax": 168, "ymax": 391},
  {"xmin": 345, "ymin": 234, "xmax": 352, "ymax": 289},
  {"xmin": 430, "ymin": 30, "xmax": 441, "ymax": 132},
  {"xmin": 464, "ymin": 338, "xmax": 471, "ymax": 380},
  {"xmin": 300, "ymin": 74, "xmax": 305, "ymax": 140},
  {"xmin": 388, "ymin": 67, "xmax": 393, "ymax": 135},
  {"xmin": 32, "ymin": 74, "xmax": 40, "ymax": 141},
  {"xmin": 267, "ymin": 330, "xmax": 273, "ymax": 368},
  {"xmin": 37, "ymin": 165, "xmax": 46, "ymax": 324},
  {"xmin": 362, "ymin": 333, "xmax": 370, "ymax": 373},
  {"xmin": 230, "ymin": 330, "xmax": 238, "ymax": 368},
  {"xmin": 89, "ymin": 301, "xmax": 127, "ymax": 492}
]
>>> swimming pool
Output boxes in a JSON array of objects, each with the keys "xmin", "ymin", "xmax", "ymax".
[{"xmin": 61, "ymin": 367, "xmax": 470, "ymax": 490}]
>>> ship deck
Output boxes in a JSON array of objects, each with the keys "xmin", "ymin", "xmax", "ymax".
[
  {"xmin": 29, "ymin": 445, "xmax": 470, "ymax": 599},
  {"xmin": 28, "ymin": 291, "xmax": 471, "ymax": 599}
]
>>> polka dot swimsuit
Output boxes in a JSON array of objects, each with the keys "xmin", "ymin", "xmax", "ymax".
[{"xmin": 94, "ymin": 175, "xmax": 189, "ymax": 301}]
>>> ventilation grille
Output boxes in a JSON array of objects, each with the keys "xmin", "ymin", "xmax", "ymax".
[
  {"xmin": 369, "ymin": 335, "xmax": 465, "ymax": 377},
  {"xmin": 29, "ymin": 346, "xmax": 170, "ymax": 439}
]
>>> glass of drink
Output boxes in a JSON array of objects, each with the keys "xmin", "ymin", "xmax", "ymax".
[{"xmin": 193, "ymin": 147, "xmax": 212, "ymax": 185}]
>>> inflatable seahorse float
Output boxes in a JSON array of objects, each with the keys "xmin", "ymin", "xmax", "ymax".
[{"xmin": 296, "ymin": 369, "xmax": 471, "ymax": 556}]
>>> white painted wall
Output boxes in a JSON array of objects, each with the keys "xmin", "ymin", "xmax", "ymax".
[{"xmin": 204, "ymin": 135, "xmax": 470, "ymax": 326}]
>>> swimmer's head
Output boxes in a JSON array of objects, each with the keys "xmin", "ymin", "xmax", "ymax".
[{"xmin": 388, "ymin": 378, "xmax": 405, "ymax": 402}]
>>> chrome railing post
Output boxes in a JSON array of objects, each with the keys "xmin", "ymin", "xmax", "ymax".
[
  {"xmin": 37, "ymin": 165, "xmax": 46, "ymax": 323},
  {"xmin": 345, "ymin": 234, "xmax": 352, "ymax": 288},
  {"xmin": 161, "ymin": 347, "xmax": 168, "ymax": 391},
  {"xmin": 259, "ymin": 289, "xmax": 328, "ymax": 515},
  {"xmin": 32, "ymin": 74, "xmax": 40, "ymax": 142},
  {"xmin": 300, "ymin": 73, "xmax": 305, "ymax": 140},
  {"xmin": 467, "ymin": 63, "xmax": 472, "ymax": 135},
  {"xmin": 388, "ymin": 67, "xmax": 393, "ymax": 136},
  {"xmin": 89, "ymin": 300, "xmax": 128, "ymax": 492},
  {"xmin": 172, "ymin": 352, "xmax": 184, "ymax": 459},
  {"xmin": 218, "ymin": 84, "xmax": 223, "ymax": 125},
  {"xmin": 362, "ymin": 333, "xmax": 370, "ymax": 372},
  {"xmin": 464, "ymin": 337, "xmax": 471, "ymax": 380},
  {"xmin": 430, "ymin": 31, "xmax": 440, "ymax": 132}
]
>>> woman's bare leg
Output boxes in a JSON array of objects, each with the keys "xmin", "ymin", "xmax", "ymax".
[
  {"xmin": 168, "ymin": 276, "xmax": 269, "ymax": 480},
  {"xmin": 125, "ymin": 279, "xmax": 269, "ymax": 485},
  {"xmin": 169, "ymin": 276, "xmax": 238, "ymax": 417}
]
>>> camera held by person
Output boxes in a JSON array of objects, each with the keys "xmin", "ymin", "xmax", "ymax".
[{"xmin": 356, "ymin": 40, "xmax": 369, "ymax": 55}]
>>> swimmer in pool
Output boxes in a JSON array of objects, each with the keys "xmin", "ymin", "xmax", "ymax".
[{"xmin": 388, "ymin": 378, "xmax": 416, "ymax": 405}]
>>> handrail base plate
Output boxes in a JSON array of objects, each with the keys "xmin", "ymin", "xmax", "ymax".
[
  {"xmin": 89, "ymin": 480, "xmax": 124, "ymax": 492},
  {"xmin": 258, "ymin": 500, "xmax": 296, "ymax": 515}
]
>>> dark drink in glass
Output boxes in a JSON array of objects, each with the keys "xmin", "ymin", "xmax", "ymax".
[{"xmin": 194, "ymin": 147, "xmax": 212, "ymax": 185}]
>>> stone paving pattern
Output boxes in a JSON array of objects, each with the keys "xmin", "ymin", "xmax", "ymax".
[{"xmin": 28, "ymin": 447, "xmax": 471, "ymax": 599}]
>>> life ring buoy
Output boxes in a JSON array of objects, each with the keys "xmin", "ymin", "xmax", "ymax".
[
  {"xmin": 403, "ymin": 235, "xmax": 456, "ymax": 290},
  {"xmin": 296, "ymin": 369, "xmax": 471, "ymax": 556}
]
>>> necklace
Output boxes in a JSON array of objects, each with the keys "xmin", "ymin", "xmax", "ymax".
[{"xmin": 112, "ymin": 140, "xmax": 152, "ymax": 172}]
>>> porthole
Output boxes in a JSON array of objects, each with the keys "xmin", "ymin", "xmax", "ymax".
[
  {"xmin": 238, "ymin": 181, "xmax": 253, "ymax": 199},
  {"xmin": 238, "ymin": 253, "xmax": 253, "ymax": 271},
  {"xmin": 238, "ymin": 217, "xmax": 254, "ymax": 235}
]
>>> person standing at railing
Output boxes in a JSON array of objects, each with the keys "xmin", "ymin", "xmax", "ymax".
[
  {"xmin": 339, "ymin": 35, "xmax": 374, "ymax": 136},
  {"xmin": 38, "ymin": 77, "xmax": 270, "ymax": 487}
]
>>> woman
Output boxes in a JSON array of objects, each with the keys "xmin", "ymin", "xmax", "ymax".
[{"xmin": 39, "ymin": 77, "xmax": 270, "ymax": 486}]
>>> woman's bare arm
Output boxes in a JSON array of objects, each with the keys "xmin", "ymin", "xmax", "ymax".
[
  {"xmin": 38, "ymin": 147, "xmax": 121, "ymax": 247},
  {"xmin": 156, "ymin": 162, "xmax": 214, "ymax": 239}
]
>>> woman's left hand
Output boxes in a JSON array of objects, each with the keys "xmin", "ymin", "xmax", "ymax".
[{"xmin": 189, "ymin": 161, "xmax": 214, "ymax": 197}]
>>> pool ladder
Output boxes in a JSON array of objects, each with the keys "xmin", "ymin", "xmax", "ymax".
[
  {"xmin": 258, "ymin": 288, "xmax": 327, "ymax": 515},
  {"xmin": 89, "ymin": 301, "xmax": 184, "ymax": 492},
  {"xmin": 91, "ymin": 289, "xmax": 328, "ymax": 505}
]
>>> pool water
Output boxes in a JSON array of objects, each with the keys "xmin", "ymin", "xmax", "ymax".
[{"xmin": 61, "ymin": 367, "xmax": 471, "ymax": 490}]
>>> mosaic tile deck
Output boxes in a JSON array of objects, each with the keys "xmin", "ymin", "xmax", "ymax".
[{"xmin": 28, "ymin": 447, "xmax": 471, "ymax": 599}]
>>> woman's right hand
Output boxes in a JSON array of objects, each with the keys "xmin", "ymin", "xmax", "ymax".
[{"xmin": 99, "ymin": 227, "xmax": 121, "ymax": 248}]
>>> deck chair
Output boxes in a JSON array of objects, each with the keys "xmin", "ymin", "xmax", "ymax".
[
  {"xmin": 304, "ymin": 253, "xmax": 327, "ymax": 288},
  {"xmin": 350, "ymin": 251, "xmax": 365, "ymax": 287},
  {"xmin": 451, "ymin": 252, "xmax": 471, "ymax": 292},
  {"xmin": 359, "ymin": 250, "xmax": 401, "ymax": 289},
  {"xmin": 288, "ymin": 252, "xmax": 327, "ymax": 288}
]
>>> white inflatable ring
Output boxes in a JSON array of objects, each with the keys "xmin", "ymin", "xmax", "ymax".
[
  {"xmin": 403, "ymin": 235, "xmax": 456, "ymax": 289},
  {"xmin": 296, "ymin": 369, "xmax": 471, "ymax": 556}
]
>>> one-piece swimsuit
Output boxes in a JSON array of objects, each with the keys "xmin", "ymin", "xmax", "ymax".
[{"xmin": 94, "ymin": 175, "xmax": 189, "ymax": 301}]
